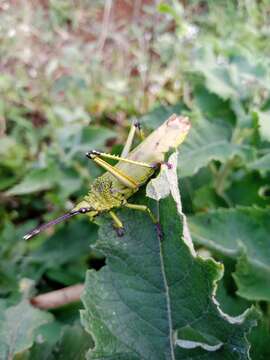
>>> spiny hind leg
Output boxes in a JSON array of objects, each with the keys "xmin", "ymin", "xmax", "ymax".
[
  {"xmin": 86, "ymin": 151, "xmax": 157, "ymax": 190},
  {"xmin": 134, "ymin": 120, "xmax": 145, "ymax": 141},
  {"xmin": 109, "ymin": 210, "xmax": 125, "ymax": 237},
  {"xmin": 86, "ymin": 151, "xmax": 154, "ymax": 169}
]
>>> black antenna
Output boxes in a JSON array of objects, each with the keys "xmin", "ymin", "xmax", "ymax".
[{"xmin": 23, "ymin": 207, "xmax": 92, "ymax": 241}]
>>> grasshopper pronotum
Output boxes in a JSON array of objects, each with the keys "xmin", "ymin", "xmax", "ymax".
[{"xmin": 23, "ymin": 114, "xmax": 190, "ymax": 240}]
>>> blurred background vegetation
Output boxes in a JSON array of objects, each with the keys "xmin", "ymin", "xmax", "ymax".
[{"xmin": 1, "ymin": 0, "xmax": 270, "ymax": 358}]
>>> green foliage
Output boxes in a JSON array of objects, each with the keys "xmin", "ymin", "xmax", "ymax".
[
  {"xmin": 29, "ymin": 324, "xmax": 93, "ymax": 360},
  {"xmin": 0, "ymin": 299, "xmax": 53, "ymax": 359},
  {"xmin": 1, "ymin": 0, "xmax": 270, "ymax": 358},
  {"xmin": 178, "ymin": 118, "xmax": 250, "ymax": 178},
  {"xmin": 189, "ymin": 208, "xmax": 270, "ymax": 301},
  {"xmin": 81, "ymin": 158, "xmax": 258, "ymax": 359}
]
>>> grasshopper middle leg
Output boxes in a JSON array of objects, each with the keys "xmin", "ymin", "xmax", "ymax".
[{"xmin": 109, "ymin": 204, "xmax": 158, "ymax": 237}]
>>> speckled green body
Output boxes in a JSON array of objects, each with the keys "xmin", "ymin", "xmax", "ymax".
[{"xmin": 73, "ymin": 114, "xmax": 190, "ymax": 220}]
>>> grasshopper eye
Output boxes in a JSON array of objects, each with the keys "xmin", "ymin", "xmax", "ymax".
[
  {"xmin": 85, "ymin": 151, "xmax": 92, "ymax": 158},
  {"xmin": 86, "ymin": 150, "xmax": 100, "ymax": 159},
  {"xmin": 79, "ymin": 207, "xmax": 91, "ymax": 214}
]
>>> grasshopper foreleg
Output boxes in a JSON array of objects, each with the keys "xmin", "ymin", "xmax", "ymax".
[
  {"xmin": 121, "ymin": 118, "xmax": 144, "ymax": 157},
  {"xmin": 134, "ymin": 119, "xmax": 145, "ymax": 140}
]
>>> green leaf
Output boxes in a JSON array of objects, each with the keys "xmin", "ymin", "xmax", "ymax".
[
  {"xmin": 50, "ymin": 324, "xmax": 93, "ymax": 360},
  {"xmin": 215, "ymin": 278, "xmax": 251, "ymax": 318},
  {"xmin": 0, "ymin": 136, "xmax": 26, "ymax": 169},
  {"xmin": 226, "ymin": 173, "xmax": 268, "ymax": 207},
  {"xmin": 56, "ymin": 126, "xmax": 115, "ymax": 159},
  {"xmin": 0, "ymin": 299, "xmax": 53, "ymax": 359},
  {"xmin": 81, "ymin": 154, "xmax": 257, "ymax": 359},
  {"xmin": 248, "ymin": 321, "xmax": 270, "ymax": 360},
  {"xmin": 28, "ymin": 219, "xmax": 98, "ymax": 269},
  {"xmin": 178, "ymin": 118, "xmax": 245, "ymax": 178},
  {"xmin": 27, "ymin": 323, "xmax": 93, "ymax": 360},
  {"xmin": 188, "ymin": 207, "xmax": 270, "ymax": 301},
  {"xmin": 0, "ymin": 221, "xmax": 33, "ymax": 296},
  {"xmin": 234, "ymin": 253, "xmax": 270, "ymax": 302},
  {"xmin": 140, "ymin": 103, "xmax": 187, "ymax": 130},
  {"xmin": 46, "ymin": 262, "xmax": 87, "ymax": 286},
  {"xmin": 193, "ymin": 86, "xmax": 236, "ymax": 124},
  {"xmin": 193, "ymin": 185, "xmax": 223, "ymax": 211},
  {"xmin": 216, "ymin": 278, "xmax": 270, "ymax": 360},
  {"xmin": 215, "ymin": 278, "xmax": 270, "ymax": 360},
  {"xmin": 6, "ymin": 167, "xmax": 59, "ymax": 196},
  {"xmin": 191, "ymin": 47, "xmax": 238, "ymax": 100},
  {"xmin": 247, "ymin": 153, "xmax": 270, "ymax": 175},
  {"xmin": 190, "ymin": 48, "xmax": 267, "ymax": 102},
  {"xmin": 24, "ymin": 322, "xmax": 63, "ymax": 360}
]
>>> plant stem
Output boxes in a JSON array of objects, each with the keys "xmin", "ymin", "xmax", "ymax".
[{"xmin": 30, "ymin": 284, "xmax": 84, "ymax": 309}]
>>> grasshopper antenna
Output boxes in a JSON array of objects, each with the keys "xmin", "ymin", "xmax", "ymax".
[{"xmin": 23, "ymin": 207, "xmax": 92, "ymax": 241}]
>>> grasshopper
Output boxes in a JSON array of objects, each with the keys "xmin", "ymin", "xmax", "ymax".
[{"xmin": 23, "ymin": 114, "xmax": 190, "ymax": 240}]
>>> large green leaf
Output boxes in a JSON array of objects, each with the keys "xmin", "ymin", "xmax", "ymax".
[
  {"xmin": 226, "ymin": 173, "xmax": 268, "ymax": 207},
  {"xmin": 28, "ymin": 219, "xmax": 98, "ymax": 268},
  {"xmin": 81, "ymin": 154, "xmax": 257, "ymax": 359},
  {"xmin": 191, "ymin": 47, "xmax": 238, "ymax": 100},
  {"xmin": 6, "ymin": 167, "xmax": 59, "ymax": 196},
  {"xmin": 23, "ymin": 219, "xmax": 98, "ymax": 285},
  {"xmin": 56, "ymin": 126, "xmax": 115, "ymax": 159},
  {"xmin": 216, "ymin": 278, "xmax": 270, "ymax": 360},
  {"xmin": 190, "ymin": 47, "xmax": 267, "ymax": 102},
  {"xmin": 178, "ymin": 118, "xmax": 250, "ymax": 178},
  {"xmin": 140, "ymin": 103, "xmax": 187, "ymax": 129},
  {"xmin": 21, "ymin": 322, "xmax": 93, "ymax": 360},
  {"xmin": 49, "ymin": 324, "xmax": 93, "ymax": 360},
  {"xmin": 248, "ymin": 321, "xmax": 270, "ymax": 360},
  {"xmin": 188, "ymin": 207, "xmax": 270, "ymax": 301},
  {"xmin": 193, "ymin": 86, "xmax": 236, "ymax": 124},
  {"xmin": 0, "ymin": 299, "xmax": 53, "ymax": 359}
]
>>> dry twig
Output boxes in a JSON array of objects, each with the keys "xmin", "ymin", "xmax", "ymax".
[{"xmin": 30, "ymin": 284, "xmax": 84, "ymax": 310}]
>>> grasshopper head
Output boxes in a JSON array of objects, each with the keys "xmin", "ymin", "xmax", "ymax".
[{"xmin": 72, "ymin": 200, "xmax": 98, "ymax": 220}]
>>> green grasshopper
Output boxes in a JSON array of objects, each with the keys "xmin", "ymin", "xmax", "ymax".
[{"xmin": 23, "ymin": 114, "xmax": 190, "ymax": 240}]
